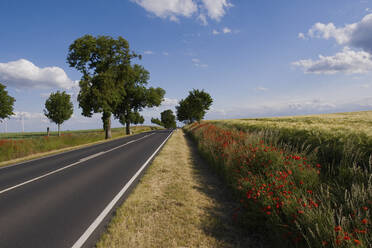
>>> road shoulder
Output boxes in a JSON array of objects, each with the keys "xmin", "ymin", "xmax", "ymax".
[{"xmin": 97, "ymin": 129, "xmax": 269, "ymax": 248}]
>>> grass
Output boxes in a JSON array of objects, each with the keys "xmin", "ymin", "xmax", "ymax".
[
  {"xmin": 185, "ymin": 111, "xmax": 371, "ymax": 248},
  {"xmin": 210, "ymin": 111, "xmax": 372, "ymax": 175},
  {"xmin": 0, "ymin": 126, "xmax": 159, "ymax": 165},
  {"xmin": 97, "ymin": 129, "xmax": 268, "ymax": 248}
]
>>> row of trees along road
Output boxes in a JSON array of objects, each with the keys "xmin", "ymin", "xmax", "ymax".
[
  {"xmin": 67, "ymin": 35, "xmax": 165, "ymax": 139},
  {"xmin": 0, "ymin": 35, "xmax": 213, "ymax": 137}
]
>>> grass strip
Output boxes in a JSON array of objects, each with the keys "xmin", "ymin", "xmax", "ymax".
[
  {"xmin": 0, "ymin": 126, "xmax": 158, "ymax": 167},
  {"xmin": 97, "ymin": 129, "xmax": 268, "ymax": 248}
]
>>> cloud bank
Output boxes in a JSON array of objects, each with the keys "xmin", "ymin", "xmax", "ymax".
[
  {"xmin": 293, "ymin": 47, "xmax": 372, "ymax": 74},
  {"xmin": 0, "ymin": 59, "xmax": 76, "ymax": 89},
  {"xmin": 131, "ymin": 0, "xmax": 232, "ymax": 24},
  {"xmin": 294, "ymin": 14, "xmax": 372, "ymax": 74}
]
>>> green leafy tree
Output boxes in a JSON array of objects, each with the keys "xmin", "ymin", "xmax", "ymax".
[
  {"xmin": 0, "ymin": 83, "xmax": 15, "ymax": 122},
  {"xmin": 151, "ymin": 109, "xmax": 176, "ymax": 128},
  {"xmin": 176, "ymin": 89, "xmax": 213, "ymax": 123},
  {"xmin": 161, "ymin": 109, "xmax": 176, "ymax": 128},
  {"xmin": 151, "ymin": 117, "xmax": 163, "ymax": 127},
  {"xmin": 44, "ymin": 91, "xmax": 73, "ymax": 136},
  {"xmin": 119, "ymin": 111, "xmax": 144, "ymax": 133},
  {"xmin": 114, "ymin": 64, "xmax": 165, "ymax": 135},
  {"xmin": 67, "ymin": 35, "xmax": 139, "ymax": 139}
]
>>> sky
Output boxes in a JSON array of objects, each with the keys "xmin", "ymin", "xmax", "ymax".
[{"xmin": 1, "ymin": 0, "xmax": 372, "ymax": 132}]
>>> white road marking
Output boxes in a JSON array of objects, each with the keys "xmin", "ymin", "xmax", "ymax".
[
  {"xmin": 71, "ymin": 130, "xmax": 174, "ymax": 248},
  {"xmin": 79, "ymin": 152, "xmax": 105, "ymax": 162},
  {"xmin": 0, "ymin": 133, "xmax": 155, "ymax": 195}
]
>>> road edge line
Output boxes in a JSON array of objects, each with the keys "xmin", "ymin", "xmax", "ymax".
[{"xmin": 71, "ymin": 130, "xmax": 174, "ymax": 248}]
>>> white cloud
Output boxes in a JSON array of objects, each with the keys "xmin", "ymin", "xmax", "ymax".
[
  {"xmin": 222, "ymin": 27, "xmax": 231, "ymax": 33},
  {"xmin": 0, "ymin": 59, "xmax": 76, "ymax": 89},
  {"xmin": 293, "ymin": 47, "xmax": 372, "ymax": 74},
  {"xmin": 161, "ymin": 97, "xmax": 179, "ymax": 107},
  {"xmin": 200, "ymin": 0, "xmax": 233, "ymax": 21},
  {"xmin": 307, "ymin": 14, "xmax": 372, "ymax": 53},
  {"xmin": 131, "ymin": 0, "xmax": 232, "ymax": 23},
  {"xmin": 298, "ymin": 32, "xmax": 306, "ymax": 39},
  {"xmin": 163, "ymin": 52, "xmax": 169, "ymax": 56},
  {"xmin": 198, "ymin": 14, "xmax": 208, "ymax": 25},
  {"xmin": 256, "ymin": 87, "xmax": 268, "ymax": 91},
  {"xmin": 169, "ymin": 15, "xmax": 179, "ymax": 22},
  {"xmin": 191, "ymin": 58, "xmax": 208, "ymax": 68},
  {"xmin": 132, "ymin": 0, "xmax": 197, "ymax": 19},
  {"xmin": 360, "ymin": 84, "xmax": 370, "ymax": 88},
  {"xmin": 212, "ymin": 27, "xmax": 237, "ymax": 35},
  {"xmin": 143, "ymin": 50, "xmax": 154, "ymax": 55}
]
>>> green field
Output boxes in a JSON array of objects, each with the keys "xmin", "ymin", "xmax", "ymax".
[
  {"xmin": 186, "ymin": 111, "xmax": 371, "ymax": 247},
  {"xmin": 210, "ymin": 111, "xmax": 372, "ymax": 174},
  {"xmin": 0, "ymin": 126, "xmax": 160, "ymax": 164}
]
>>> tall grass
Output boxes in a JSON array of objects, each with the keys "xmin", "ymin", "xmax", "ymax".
[
  {"xmin": 0, "ymin": 126, "xmax": 158, "ymax": 163},
  {"xmin": 185, "ymin": 120, "xmax": 371, "ymax": 248}
]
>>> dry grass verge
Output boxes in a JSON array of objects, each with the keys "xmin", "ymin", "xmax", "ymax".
[{"xmin": 97, "ymin": 129, "xmax": 268, "ymax": 248}]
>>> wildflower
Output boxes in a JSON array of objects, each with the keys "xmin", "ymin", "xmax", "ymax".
[
  {"xmin": 362, "ymin": 206, "xmax": 368, "ymax": 211},
  {"xmin": 354, "ymin": 239, "xmax": 361, "ymax": 245},
  {"xmin": 322, "ymin": 241, "xmax": 328, "ymax": 246},
  {"xmin": 343, "ymin": 236, "xmax": 350, "ymax": 240},
  {"xmin": 334, "ymin": 226, "xmax": 342, "ymax": 232},
  {"xmin": 362, "ymin": 219, "xmax": 368, "ymax": 224}
]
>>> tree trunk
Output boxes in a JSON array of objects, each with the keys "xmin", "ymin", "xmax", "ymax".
[
  {"xmin": 102, "ymin": 112, "xmax": 112, "ymax": 139},
  {"xmin": 126, "ymin": 120, "xmax": 130, "ymax": 135},
  {"xmin": 58, "ymin": 124, "xmax": 60, "ymax": 136}
]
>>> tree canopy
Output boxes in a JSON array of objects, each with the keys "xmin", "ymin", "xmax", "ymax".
[
  {"xmin": 67, "ymin": 35, "xmax": 139, "ymax": 139},
  {"xmin": 113, "ymin": 64, "xmax": 165, "ymax": 134},
  {"xmin": 44, "ymin": 91, "xmax": 73, "ymax": 136},
  {"xmin": 151, "ymin": 109, "xmax": 176, "ymax": 128},
  {"xmin": 176, "ymin": 89, "xmax": 213, "ymax": 123},
  {"xmin": 0, "ymin": 83, "xmax": 15, "ymax": 122}
]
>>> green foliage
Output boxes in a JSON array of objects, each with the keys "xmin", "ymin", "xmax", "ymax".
[
  {"xmin": 151, "ymin": 109, "xmax": 177, "ymax": 128},
  {"xmin": 113, "ymin": 64, "xmax": 165, "ymax": 134},
  {"xmin": 67, "ymin": 35, "xmax": 139, "ymax": 138},
  {"xmin": 161, "ymin": 109, "xmax": 176, "ymax": 128},
  {"xmin": 44, "ymin": 91, "xmax": 73, "ymax": 135},
  {"xmin": 176, "ymin": 89, "xmax": 213, "ymax": 123},
  {"xmin": 0, "ymin": 83, "xmax": 15, "ymax": 121},
  {"xmin": 151, "ymin": 117, "xmax": 163, "ymax": 126}
]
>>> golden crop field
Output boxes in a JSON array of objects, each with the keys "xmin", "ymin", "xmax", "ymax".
[{"xmin": 211, "ymin": 110, "xmax": 372, "ymax": 137}]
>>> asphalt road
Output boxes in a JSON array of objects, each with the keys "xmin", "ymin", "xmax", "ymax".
[{"xmin": 0, "ymin": 129, "xmax": 173, "ymax": 248}]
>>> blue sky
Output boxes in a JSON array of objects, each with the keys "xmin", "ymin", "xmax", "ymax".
[{"xmin": 1, "ymin": 0, "xmax": 372, "ymax": 132}]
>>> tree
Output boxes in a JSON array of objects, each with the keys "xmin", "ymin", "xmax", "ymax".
[
  {"xmin": 151, "ymin": 109, "xmax": 176, "ymax": 128},
  {"xmin": 113, "ymin": 64, "xmax": 165, "ymax": 135},
  {"xmin": 151, "ymin": 117, "xmax": 163, "ymax": 127},
  {"xmin": 119, "ymin": 111, "xmax": 144, "ymax": 132},
  {"xmin": 176, "ymin": 89, "xmax": 213, "ymax": 123},
  {"xmin": 44, "ymin": 91, "xmax": 73, "ymax": 136},
  {"xmin": 67, "ymin": 35, "xmax": 139, "ymax": 139},
  {"xmin": 161, "ymin": 109, "xmax": 176, "ymax": 128},
  {"xmin": 0, "ymin": 83, "xmax": 15, "ymax": 122}
]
